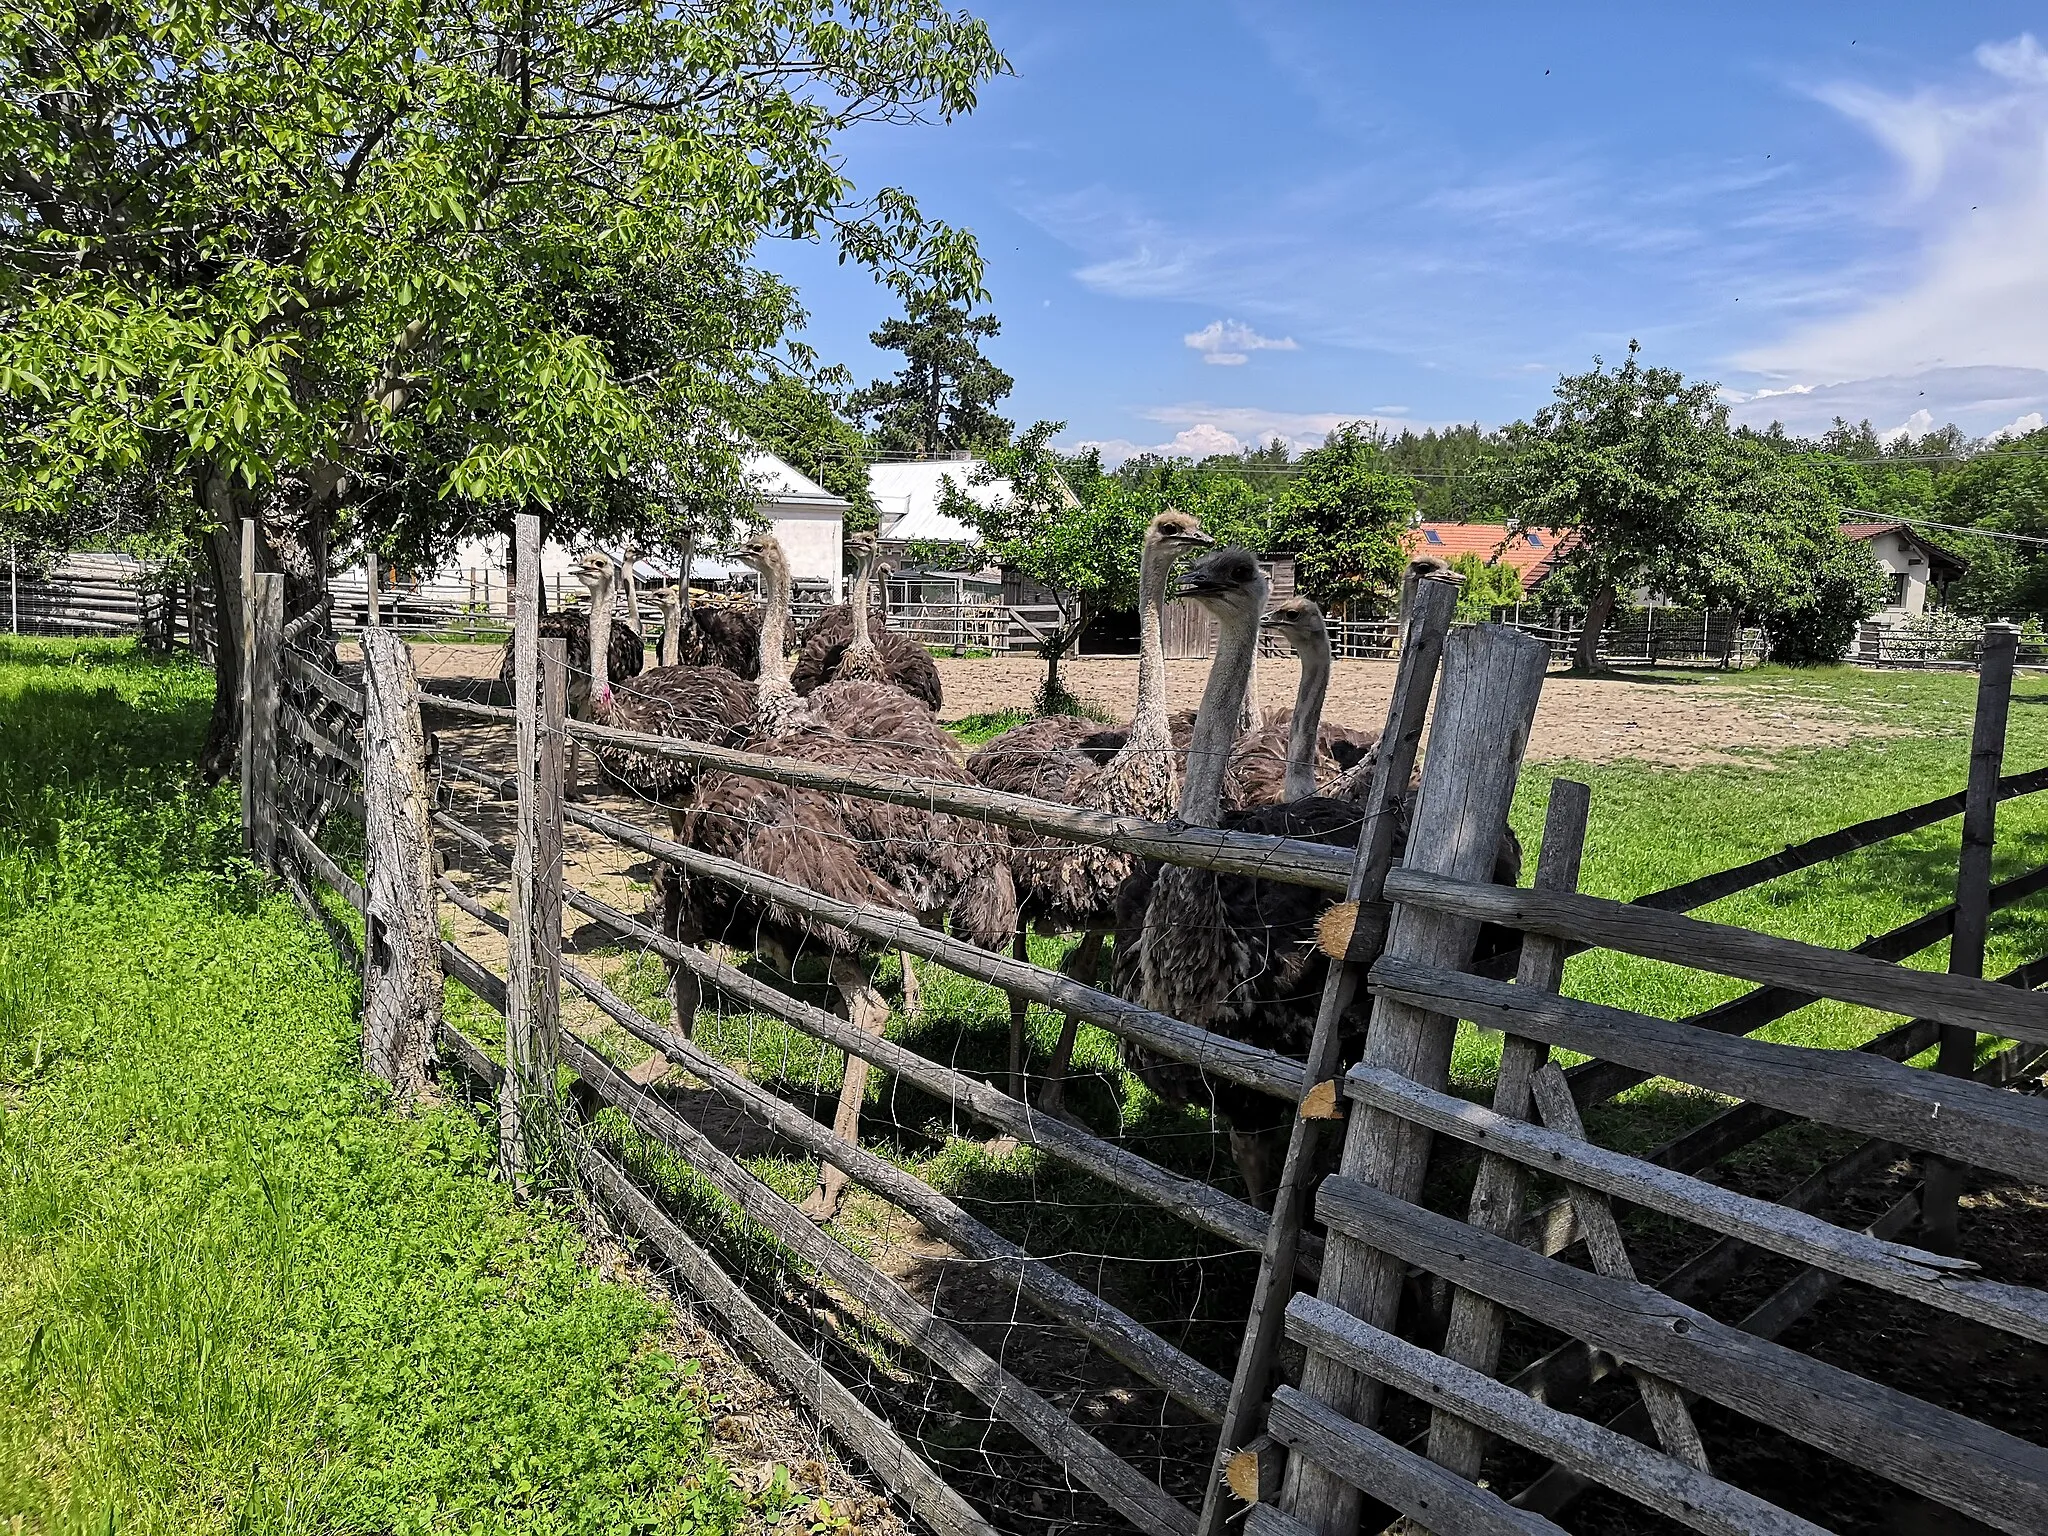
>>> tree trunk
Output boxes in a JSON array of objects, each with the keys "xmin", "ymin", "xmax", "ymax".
[
  {"xmin": 197, "ymin": 506, "xmax": 247, "ymax": 784},
  {"xmin": 1574, "ymin": 582, "xmax": 1618, "ymax": 673}
]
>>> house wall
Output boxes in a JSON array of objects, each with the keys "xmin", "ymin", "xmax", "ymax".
[
  {"xmin": 769, "ymin": 502, "xmax": 844, "ymax": 601},
  {"xmin": 1862, "ymin": 530, "xmax": 1929, "ymax": 619}
]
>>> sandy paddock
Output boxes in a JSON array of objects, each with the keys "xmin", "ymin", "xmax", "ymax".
[{"xmin": 399, "ymin": 642, "xmax": 1885, "ymax": 769}]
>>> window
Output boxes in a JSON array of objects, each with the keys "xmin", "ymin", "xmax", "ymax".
[
  {"xmin": 1423, "ymin": 529, "xmax": 1443, "ymax": 545},
  {"xmin": 1890, "ymin": 572, "xmax": 1910, "ymax": 606},
  {"xmin": 1524, "ymin": 532, "xmax": 1545, "ymax": 548}
]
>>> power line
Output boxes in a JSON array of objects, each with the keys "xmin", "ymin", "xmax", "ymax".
[{"xmin": 1875, "ymin": 514, "xmax": 2048, "ymax": 548}]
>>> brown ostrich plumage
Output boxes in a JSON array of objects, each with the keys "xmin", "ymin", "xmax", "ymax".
[
  {"xmin": 497, "ymin": 610, "xmax": 645, "ymax": 711},
  {"xmin": 675, "ymin": 602, "xmax": 763, "ymax": 678},
  {"xmin": 804, "ymin": 677, "xmax": 964, "ymax": 760},
  {"xmin": 558, "ymin": 557, "xmax": 757, "ymax": 805},
  {"xmin": 790, "ymin": 605, "xmax": 943, "ymax": 709},
  {"xmin": 587, "ymin": 664, "xmax": 757, "ymax": 804}
]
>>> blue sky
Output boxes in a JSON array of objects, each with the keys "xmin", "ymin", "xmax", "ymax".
[{"xmin": 769, "ymin": 4, "xmax": 2048, "ymax": 461}]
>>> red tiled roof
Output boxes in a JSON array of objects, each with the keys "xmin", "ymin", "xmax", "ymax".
[
  {"xmin": 1401, "ymin": 524, "xmax": 1575, "ymax": 589},
  {"xmin": 1840, "ymin": 521, "xmax": 1902, "ymax": 541}
]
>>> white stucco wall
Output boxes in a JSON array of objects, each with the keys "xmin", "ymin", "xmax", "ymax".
[
  {"xmin": 1860, "ymin": 530, "xmax": 1930, "ymax": 619},
  {"xmin": 767, "ymin": 503, "xmax": 844, "ymax": 599}
]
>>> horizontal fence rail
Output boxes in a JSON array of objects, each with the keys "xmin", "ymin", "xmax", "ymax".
[
  {"xmin": 420, "ymin": 691, "xmax": 1358, "ymax": 892},
  {"xmin": 243, "ymin": 570, "xmax": 2048, "ymax": 1536}
]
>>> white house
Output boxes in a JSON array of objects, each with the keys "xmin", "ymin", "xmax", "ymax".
[
  {"xmin": 741, "ymin": 451, "xmax": 848, "ymax": 599},
  {"xmin": 1841, "ymin": 519, "xmax": 1967, "ymax": 622},
  {"xmin": 868, "ymin": 455, "xmax": 1011, "ymax": 550},
  {"xmin": 386, "ymin": 449, "xmax": 849, "ymax": 613}
]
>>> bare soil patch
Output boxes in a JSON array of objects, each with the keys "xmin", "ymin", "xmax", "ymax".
[
  {"xmin": 934, "ymin": 654, "xmax": 1892, "ymax": 768},
  {"xmin": 395, "ymin": 641, "xmax": 1892, "ymax": 770}
]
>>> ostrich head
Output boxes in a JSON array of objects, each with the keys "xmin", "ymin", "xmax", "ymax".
[
  {"xmin": 1147, "ymin": 509, "xmax": 1213, "ymax": 555},
  {"xmin": 1176, "ymin": 546, "xmax": 1269, "ymax": 618},
  {"xmin": 728, "ymin": 527, "xmax": 783, "ymax": 571},
  {"xmin": 1259, "ymin": 595, "xmax": 1328, "ymax": 656}
]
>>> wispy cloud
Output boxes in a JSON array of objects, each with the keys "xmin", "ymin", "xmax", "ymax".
[
  {"xmin": 1739, "ymin": 34, "xmax": 2048, "ymax": 381},
  {"xmin": 1183, "ymin": 319, "xmax": 1299, "ymax": 365},
  {"xmin": 1074, "ymin": 403, "xmax": 1454, "ymax": 465}
]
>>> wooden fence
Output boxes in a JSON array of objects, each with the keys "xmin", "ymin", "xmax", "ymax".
[{"xmin": 241, "ymin": 515, "xmax": 2048, "ymax": 1536}]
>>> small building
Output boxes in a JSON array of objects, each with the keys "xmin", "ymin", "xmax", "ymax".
[
  {"xmin": 869, "ymin": 455, "xmax": 1008, "ymax": 563},
  {"xmin": 743, "ymin": 451, "xmax": 849, "ymax": 601},
  {"xmin": 1840, "ymin": 519, "xmax": 1966, "ymax": 622},
  {"xmin": 1401, "ymin": 524, "xmax": 1574, "ymax": 590},
  {"xmin": 386, "ymin": 449, "xmax": 848, "ymax": 616}
]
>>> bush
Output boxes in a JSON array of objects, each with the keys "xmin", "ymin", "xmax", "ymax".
[
  {"xmin": 1445, "ymin": 553, "xmax": 1528, "ymax": 622},
  {"xmin": 1763, "ymin": 540, "xmax": 1889, "ymax": 666}
]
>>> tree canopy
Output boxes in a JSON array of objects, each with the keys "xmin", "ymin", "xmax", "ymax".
[
  {"xmin": 1, "ymin": 0, "xmax": 1004, "ymax": 762},
  {"xmin": 850, "ymin": 290, "xmax": 1014, "ymax": 457}
]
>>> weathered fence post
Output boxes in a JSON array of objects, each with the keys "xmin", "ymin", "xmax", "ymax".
[
  {"xmin": 1198, "ymin": 574, "xmax": 1461, "ymax": 1536},
  {"xmin": 365, "ymin": 549, "xmax": 381, "ymax": 627},
  {"xmin": 245, "ymin": 570, "xmax": 284, "ymax": 871},
  {"xmin": 1425, "ymin": 777, "xmax": 1589, "ymax": 1480},
  {"xmin": 360, "ymin": 626, "xmax": 443, "ymax": 1102},
  {"xmin": 501, "ymin": 508, "xmax": 568, "ymax": 1184},
  {"xmin": 1279, "ymin": 623, "xmax": 1549, "ymax": 1536},
  {"xmin": 1924, "ymin": 622, "xmax": 2019, "ymax": 1250}
]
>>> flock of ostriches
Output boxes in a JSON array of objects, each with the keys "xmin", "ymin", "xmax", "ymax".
[{"xmin": 503, "ymin": 516, "xmax": 1518, "ymax": 1219}]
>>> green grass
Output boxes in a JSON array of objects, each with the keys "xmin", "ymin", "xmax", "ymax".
[
  {"xmin": 0, "ymin": 638, "xmax": 764, "ymax": 1536},
  {"xmin": 1455, "ymin": 663, "xmax": 2048, "ymax": 1149},
  {"xmin": 944, "ymin": 709, "xmax": 1031, "ymax": 745}
]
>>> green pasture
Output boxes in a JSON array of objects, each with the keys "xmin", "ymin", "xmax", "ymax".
[
  {"xmin": 8, "ymin": 638, "xmax": 2045, "ymax": 1530},
  {"xmin": 0, "ymin": 638, "xmax": 763, "ymax": 1536}
]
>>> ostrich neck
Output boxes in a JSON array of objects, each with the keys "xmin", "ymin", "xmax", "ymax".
[
  {"xmin": 1180, "ymin": 601, "xmax": 1260, "ymax": 826},
  {"xmin": 1283, "ymin": 634, "xmax": 1331, "ymax": 801},
  {"xmin": 756, "ymin": 559, "xmax": 792, "ymax": 688},
  {"xmin": 621, "ymin": 559, "xmax": 642, "ymax": 638},
  {"xmin": 849, "ymin": 547, "xmax": 876, "ymax": 653},
  {"xmin": 1125, "ymin": 538, "xmax": 1174, "ymax": 751},
  {"xmin": 587, "ymin": 571, "xmax": 613, "ymax": 717},
  {"xmin": 1238, "ymin": 644, "xmax": 1261, "ymax": 737}
]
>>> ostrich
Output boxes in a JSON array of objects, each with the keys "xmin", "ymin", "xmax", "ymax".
[
  {"xmin": 802, "ymin": 532, "xmax": 961, "ymax": 762},
  {"xmin": 498, "ymin": 556, "xmax": 649, "ymax": 796},
  {"xmin": 967, "ymin": 510, "xmax": 1215, "ymax": 1110},
  {"xmin": 789, "ymin": 535, "xmax": 943, "ymax": 710},
  {"xmin": 1115, "ymin": 551, "xmax": 1520, "ymax": 1206},
  {"xmin": 574, "ymin": 555, "xmax": 756, "ymax": 815},
  {"xmin": 675, "ymin": 532, "xmax": 1016, "ymax": 1220},
  {"xmin": 1223, "ymin": 597, "xmax": 1382, "ymax": 807}
]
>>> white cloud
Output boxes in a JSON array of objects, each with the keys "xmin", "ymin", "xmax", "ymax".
[
  {"xmin": 1991, "ymin": 410, "xmax": 2046, "ymax": 440},
  {"xmin": 1075, "ymin": 403, "xmax": 1457, "ymax": 466},
  {"xmin": 1740, "ymin": 34, "xmax": 2048, "ymax": 382},
  {"xmin": 1721, "ymin": 364, "xmax": 2048, "ymax": 437},
  {"xmin": 1184, "ymin": 318, "xmax": 1300, "ymax": 366},
  {"xmin": 1979, "ymin": 34, "xmax": 2048, "ymax": 85},
  {"xmin": 1077, "ymin": 424, "xmax": 1248, "ymax": 464},
  {"xmin": 1880, "ymin": 408, "xmax": 1937, "ymax": 445}
]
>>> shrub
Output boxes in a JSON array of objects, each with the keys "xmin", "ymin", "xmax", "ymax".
[{"xmin": 1763, "ymin": 540, "xmax": 1889, "ymax": 666}]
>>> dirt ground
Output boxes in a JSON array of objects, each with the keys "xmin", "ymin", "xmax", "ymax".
[{"xmin": 397, "ymin": 642, "xmax": 1892, "ymax": 768}]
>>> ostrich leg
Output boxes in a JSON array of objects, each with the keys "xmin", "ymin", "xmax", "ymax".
[
  {"xmin": 1035, "ymin": 928, "xmax": 1104, "ymax": 1118},
  {"xmin": 801, "ymin": 951, "xmax": 890, "ymax": 1221},
  {"xmin": 1006, "ymin": 927, "xmax": 1031, "ymax": 1096}
]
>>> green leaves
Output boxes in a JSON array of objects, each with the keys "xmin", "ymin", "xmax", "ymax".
[{"xmin": 1, "ymin": 0, "xmax": 1006, "ymax": 564}]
